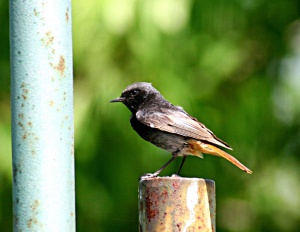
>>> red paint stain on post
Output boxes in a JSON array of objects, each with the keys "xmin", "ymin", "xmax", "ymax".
[
  {"xmin": 172, "ymin": 180, "xmax": 180, "ymax": 190},
  {"xmin": 145, "ymin": 190, "xmax": 159, "ymax": 222}
]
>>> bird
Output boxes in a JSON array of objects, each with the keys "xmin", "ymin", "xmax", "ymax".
[{"xmin": 110, "ymin": 82, "xmax": 252, "ymax": 177}]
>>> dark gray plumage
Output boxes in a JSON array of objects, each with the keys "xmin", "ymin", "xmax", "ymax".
[{"xmin": 111, "ymin": 82, "xmax": 252, "ymax": 176}]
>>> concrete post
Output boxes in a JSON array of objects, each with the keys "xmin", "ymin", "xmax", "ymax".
[{"xmin": 139, "ymin": 176, "xmax": 216, "ymax": 232}]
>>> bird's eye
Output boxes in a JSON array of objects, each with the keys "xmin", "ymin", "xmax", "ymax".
[{"xmin": 131, "ymin": 89, "xmax": 139, "ymax": 96}]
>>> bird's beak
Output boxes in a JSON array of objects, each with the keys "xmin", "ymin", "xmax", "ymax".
[{"xmin": 110, "ymin": 97, "xmax": 123, "ymax": 103}]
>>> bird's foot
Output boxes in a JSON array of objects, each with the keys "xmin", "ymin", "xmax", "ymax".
[
  {"xmin": 171, "ymin": 174, "xmax": 181, "ymax": 178},
  {"xmin": 139, "ymin": 173, "xmax": 158, "ymax": 180}
]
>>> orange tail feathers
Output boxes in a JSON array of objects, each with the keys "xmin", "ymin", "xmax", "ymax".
[{"xmin": 198, "ymin": 142, "xmax": 253, "ymax": 174}]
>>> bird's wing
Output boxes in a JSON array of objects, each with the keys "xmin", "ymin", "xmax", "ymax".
[{"xmin": 136, "ymin": 109, "xmax": 231, "ymax": 149}]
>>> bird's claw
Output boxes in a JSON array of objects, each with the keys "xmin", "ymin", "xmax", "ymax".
[
  {"xmin": 139, "ymin": 173, "xmax": 158, "ymax": 180},
  {"xmin": 171, "ymin": 174, "xmax": 181, "ymax": 178}
]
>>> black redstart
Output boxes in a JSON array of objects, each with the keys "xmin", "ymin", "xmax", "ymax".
[{"xmin": 111, "ymin": 82, "xmax": 252, "ymax": 177}]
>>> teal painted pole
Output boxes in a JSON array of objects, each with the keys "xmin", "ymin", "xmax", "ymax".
[{"xmin": 10, "ymin": 0, "xmax": 75, "ymax": 231}]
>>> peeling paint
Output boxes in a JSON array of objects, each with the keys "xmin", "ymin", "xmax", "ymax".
[{"xmin": 183, "ymin": 182, "xmax": 198, "ymax": 232}]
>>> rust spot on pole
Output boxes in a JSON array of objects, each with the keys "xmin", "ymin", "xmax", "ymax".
[
  {"xmin": 14, "ymin": 215, "xmax": 19, "ymax": 225},
  {"xmin": 41, "ymin": 31, "xmax": 54, "ymax": 47},
  {"xmin": 27, "ymin": 200, "xmax": 40, "ymax": 228},
  {"xmin": 22, "ymin": 133, "xmax": 27, "ymax": 140},
  {"xmin": 33, "ymin": 8, "xmax": 39, "ymax": 17},
  {"xmin": 49, "ymin": 100, "xmax": 54, "ymax": 107},
  {"xmin": 27, "ymin": 218, "xmax": 38, "ymax": 228},
  {"xmin": 52, "ymin": 55, "xmax": 66, "ymax": 76},
  {"xmin": 31, "ymin": 200, "xmax": 40, "ymax": 211},
  {"xmin": 66, "ymin": 8, "xmax": 69, "ymax": 22},
  {"xmin": 139, "ymin": 176, "xmax": 216, "ymax": 232}
]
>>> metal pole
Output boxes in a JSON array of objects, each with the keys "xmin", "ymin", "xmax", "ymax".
[
  {"xmin": 10, "ymin": 0, "xmax": 75, "ymax": 231},
  {"xmin": 139, "ymin": 176, "xmax": 215, "ymax": 232}
]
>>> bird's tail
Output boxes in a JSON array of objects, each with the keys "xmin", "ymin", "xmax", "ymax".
[{"xmin": 196, "ymin": 142, "xmax": 253, "ymax": 174}]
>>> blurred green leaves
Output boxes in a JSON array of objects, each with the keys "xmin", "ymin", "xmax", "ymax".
[{"xmin": 1, "ymin": 0, "xmax": 300, "ymax": 231}]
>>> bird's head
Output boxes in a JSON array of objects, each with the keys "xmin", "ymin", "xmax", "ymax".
[{"xmin": 110, "ymin": 82, "xmax": 160, "ymax": 113}]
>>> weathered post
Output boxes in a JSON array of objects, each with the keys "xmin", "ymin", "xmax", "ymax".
[
  {"xmin": 10, "ymin": 0, "xmax": 75, "ymax": 230},
  {"xmin": 139, "ymin": 176, "xmax": 215, "ymax": 232}
]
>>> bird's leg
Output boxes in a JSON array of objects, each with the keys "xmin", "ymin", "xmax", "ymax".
[
  {"xmin": 177, "ymin": 155, "xmax": 187, "ymax": 175},
  {"xmin": 152, "ymin": 156, "xmax": 177, "ymax": 177},
  {"xmin": 141, "ymin": 155, "xmax": 177, "ymax": 178}
]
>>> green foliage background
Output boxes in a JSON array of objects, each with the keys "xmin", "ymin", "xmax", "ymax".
[{"xmin": 1, "ymin": 0, "xmax": 300, "ymax": 231}]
